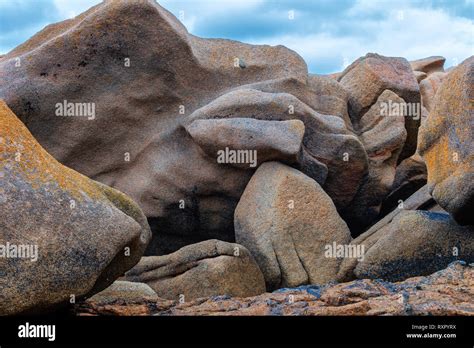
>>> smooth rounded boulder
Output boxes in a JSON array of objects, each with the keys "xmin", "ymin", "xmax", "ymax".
[
  {"xmin": 86, "ymin": 281, "xmax": 158, "ymax": 304},
  {"xmin": 185, "ymin": 118, "xmax": 305, "ymax": 169},
  {"xmin": 234, "ymin": 162, "xmax": 352, "ymax": 290},
  {"xmin": 0, "ymin": 101, "xmax": 151, "ymax": 315}
]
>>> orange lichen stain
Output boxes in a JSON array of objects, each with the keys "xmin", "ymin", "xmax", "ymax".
[
  {"xmin": 423, "ymin": 135, "xmax": 454, "ymax": 184},
  {"xmin": 0, "ymin": 100, "xmax": 103, "ymax": 202}
]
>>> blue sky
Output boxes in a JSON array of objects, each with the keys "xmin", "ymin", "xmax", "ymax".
[{"xmin": 0, "ymin": 0, "xmax": 473, "ymax": 73}]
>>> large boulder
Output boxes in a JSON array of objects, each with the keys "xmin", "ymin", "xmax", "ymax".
[
  {"xmin": 124, "ymin": 239, "xmax": 265, "ymax": 301},
  {"xmin": 0, "ymin": 0, "xmax": 366, "ymax": 254},
  {"xmin": 338, "ymin": 53, "xmax": 421, "ymax": 162},
  {"xmin": 0, "ymin": 101, "xmax": 151, "ymax": 315},
  {"xmin": 337, "ymin": 210, "xmax": 473, "ymax": 282},
  {"xmin": 418, "ymin": 56, "xmax": 474, "ymax": 225},
  {"xmin": 234, "ymin": 162, "xmax": 352, "ymax": 290},
  {"xmin": 338, "ymin": 185, "xmax": 443, "ymax": 281}
]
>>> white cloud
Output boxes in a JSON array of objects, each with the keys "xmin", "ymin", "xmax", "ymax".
[{"xmin": 251, "ymin": 4, "xmax": 474, "ymax": 73}]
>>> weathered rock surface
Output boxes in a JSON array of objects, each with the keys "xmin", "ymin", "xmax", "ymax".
[
  {"xmin": 418, "ymin": 56, "xmax": 474, "ymax": 225},
  {"xmin": 0, "ymin": 101, "xmax": 151, "ymax": 315},
  {"xmin": 307, "ymin": 73, "xmax": 353, "ymax": 129},
  {"xmin": 75, "ymin": 261, "xmax": 473, "ymax": 316},
  {"xmin": 410, "ymin": 56, "xmax": 446, "ymax": 75},
  {"xmin": 419, "ymin": 71, "xmax": 447, "ymax": 112},
  {"xmin": 234, "ymin": 162, "xmax": 352, "ymax": 290},
  {"xmin": 342, "ymin": 90, "xmax": 407, "ymax": 233},
  {"xmin": 124, "ymin": 239, "xmax": 266, "ymax": 300},
  {"xmin": 339, "ymin": 53, "xmax": 421, "ymax": 162},
  {"xmin": 337, "ymin": 210, "xmax": 473, "ymax": 282},
  {"xmin": 0, "ymin": 0, "xmax": 367, "ymax": 254}
]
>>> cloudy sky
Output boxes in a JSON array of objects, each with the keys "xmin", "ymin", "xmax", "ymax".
[{"xmin": 0, "ymin": 0, "xmax": 472, "ymax": 73}]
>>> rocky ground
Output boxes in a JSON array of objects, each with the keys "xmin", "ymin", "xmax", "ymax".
[
  {"xmin": 0, "ymin": 0, "xmax": 473, "ymax": 316},
  {"xmin": 75, "ymin": 261, "xmax": 473, "ymax": 316}
]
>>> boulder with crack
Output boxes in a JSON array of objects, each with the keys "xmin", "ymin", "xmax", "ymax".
[
  {"xmin": 234, "ymin": 161, "xmax": 352, "ymax": 290},
  {"xmin": 124, "ymin": 239, "xmax": 266, "ymax": 301}
]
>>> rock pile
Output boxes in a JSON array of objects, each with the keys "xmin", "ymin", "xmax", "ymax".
[{"xmin": 0, "ymin": 0, "xmax": 472, "ymax": 315}]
